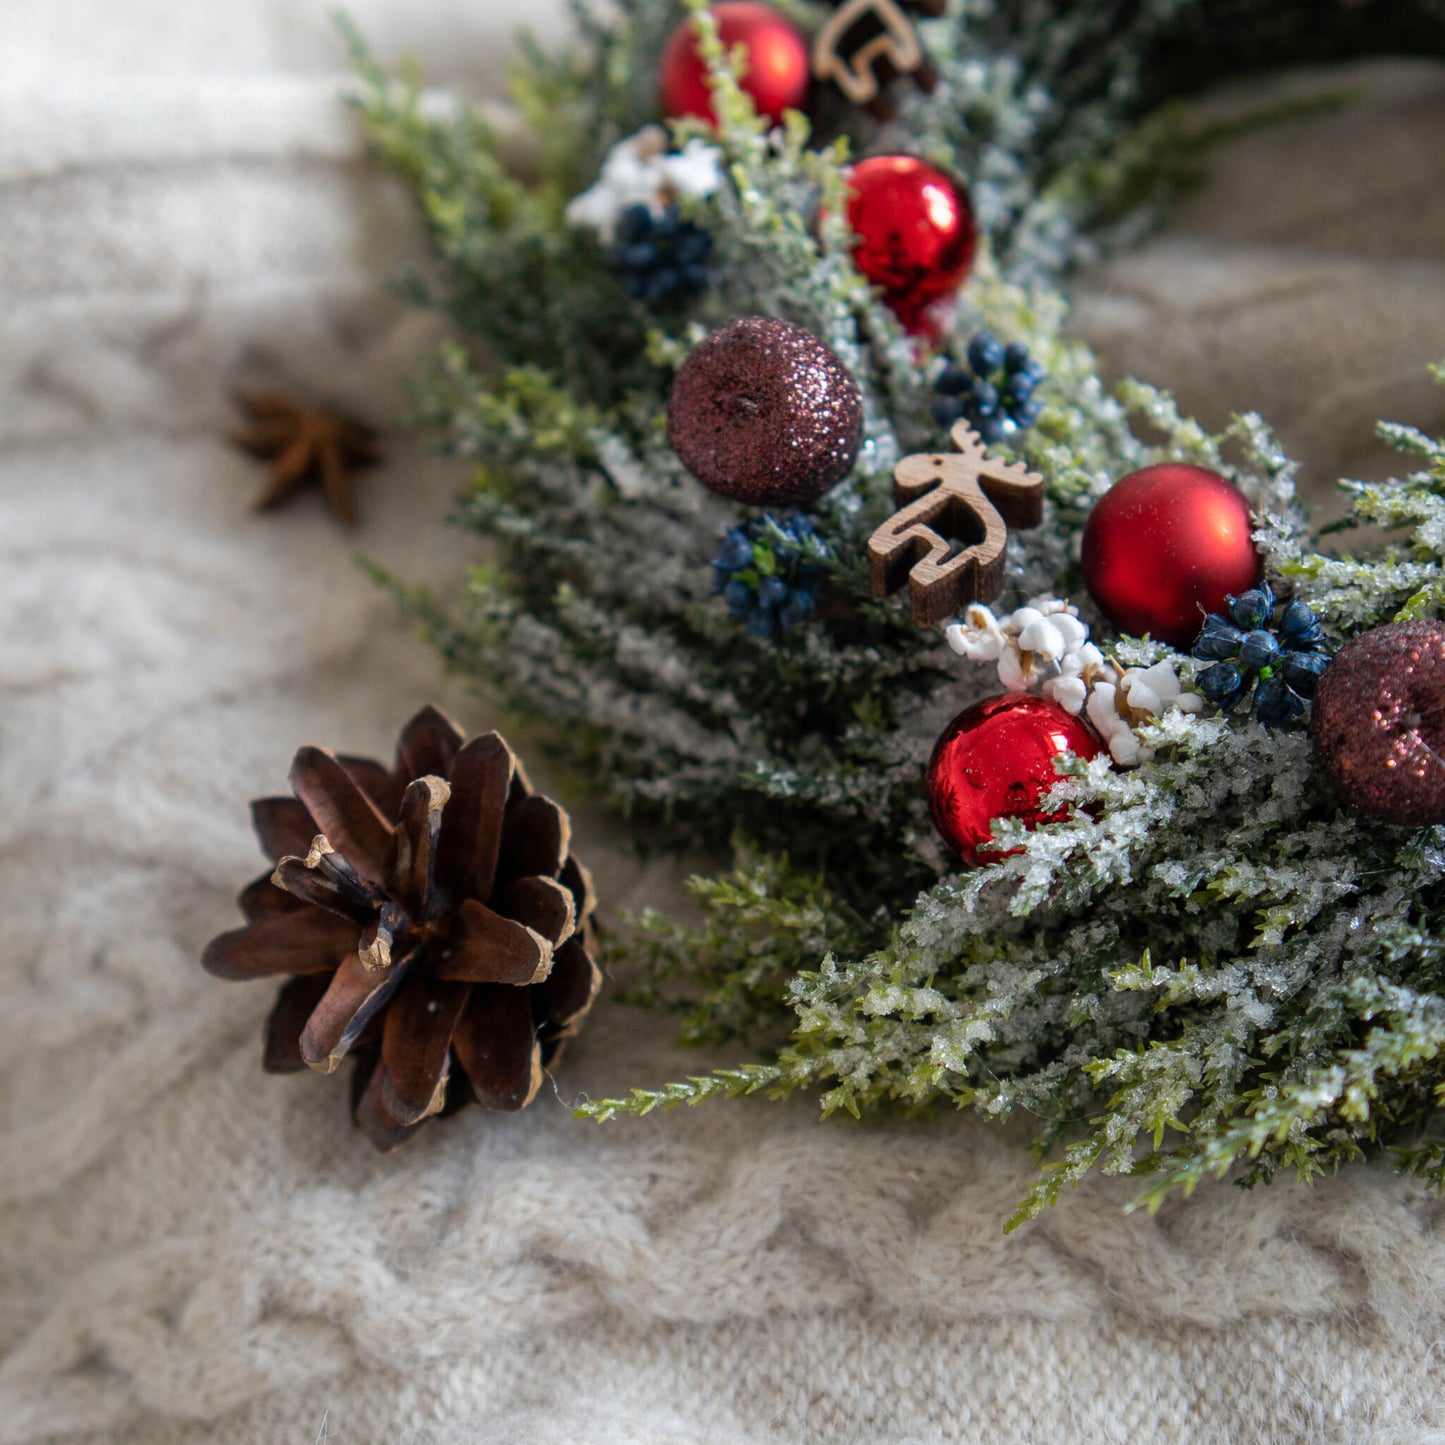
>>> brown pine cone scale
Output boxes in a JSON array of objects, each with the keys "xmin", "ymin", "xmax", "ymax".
[{"xmin": 203, "ymin": 706, "xmax": 601, "ymax": 1150}]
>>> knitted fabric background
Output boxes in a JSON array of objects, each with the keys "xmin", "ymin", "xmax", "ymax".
[{"xmin": 4, "ymin": 1, "xmax": 1445, "ymax": 1439}]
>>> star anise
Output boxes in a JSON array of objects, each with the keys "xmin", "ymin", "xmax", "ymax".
[{"xmin": 231, "ymin": 389, "xmax": 383, "ymax": 528}]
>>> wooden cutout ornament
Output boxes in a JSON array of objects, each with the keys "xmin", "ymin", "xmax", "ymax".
[
  {"xmin": 812, "ymin": 0, "xmax": 945, "ymax": 116},
  {"xmin": 868, "ymin": 419, "xmax": 1046, "ymax": 627}
]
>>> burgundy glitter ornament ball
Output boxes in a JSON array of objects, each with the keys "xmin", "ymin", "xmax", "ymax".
[
  {"xmin": 667, "ymin": 316, "xmax": 864, "ymax": 507},
  {"xmin": 928, "ymin": 694, "xmax": 1103, "ymax": 867},
  {"xmin": 1312, "ymin": 619, "xmax": 1445, "ymax": 825},
  {"xmin": 1081, "ymin": 463, "xmax": 1262, "ymax": 649},
  {"xmin": 658, "ymin": 2, "xmax": 812, "ymax": 128},
  {"xmin": 846, "ymin": 155, "xmax": 977, "ymax": 334}
]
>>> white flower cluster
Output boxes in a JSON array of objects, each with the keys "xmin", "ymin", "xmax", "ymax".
[
  {"xmin": 565, "ymin": 126, "xmax": 724, "ymax": 244},
  {"xmin": 945, "ymin": 599, "xmax": 1202, "ymax": 766},
  {"xmin": 946, "ymin": 598, "xmax": 1101, "ymax": 711},
  {"xmin": 1084, "ymin": 659, "xmax": 1203, "ymax": 766}
]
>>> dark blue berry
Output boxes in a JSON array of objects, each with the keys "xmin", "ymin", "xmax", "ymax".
[
  {"xmin": 1228, "ymin": 586, "xmax": 1275, "ymax": 632},
  {"xmin": 967, "ymin": 332, "xmax": 1005, "ymax": 377},
  {"xmin": 970, "ymin": 380, "xmax": 1000, "ymax": 416},
  {"xmin": 711, "ymin": 514, "xmax": 830, "ymax": 640},
  {"xmin": 714, "ymin": 528, "xmax": 754, "ymax": 571},
  {"xmin": 758, "ymin": 576, "xmax": 789, "ymax": 609},
  {"xmin": 613, "ymin": 204, "xmax": 714, "ymax": 306},
  {"xmin": 945, "ymin": 334, "xmax": 1044, "ymax": 440},
  {"xmin": 617, "ymin": 204, "xmax": 652, "ymax": 244},
  {"xmin": 778, "ymin": 587, "xmax": 817, "ymax": 630},
  {"xmin": 617, "ymin": 242, "xmax": 657, "ymax": 270},
  {"xmin": 1278, "ymin": 601, "xmax": 1323, "ymax": 647},
  {"xmin": 1254, "ymin": 676, "xmax": 1303, "ymax": 725},
  {"xmin": 1199, "ymin": 662, "xmax": 1247, "ymax": 710},
  {"xmin": 722, "ymin": 579, "xmax": 752, "ymax": 617},
  {"xmin": 932, "ymin": 395, "xmax": 966, "ymax": 430},
  {"xmin": 935, "ymin": 363, "xmax": 972, "ymax": 397},
  {"xmin": 1193, "ymin": 615, "xmax": 1244, "ymax": 661},
  {"xmin": 1281, "ymin": 649, "xmax": 1330, "ymax": 697},
  {"xmin": 746, "ymin": 607, "xmax": 776, "ymax": 639},
  {"xmin": 1004, "ymin": 372, "xmax": 1037, "ymax": 404},
  {"xmin": 1238, "ymin": 629, "xmax": 1280, "ymax": 671}
]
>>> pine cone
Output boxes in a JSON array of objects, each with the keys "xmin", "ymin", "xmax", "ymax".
[{"xmin": 203, "ymin": 706, "xmax": 601, "ymax": 1150}]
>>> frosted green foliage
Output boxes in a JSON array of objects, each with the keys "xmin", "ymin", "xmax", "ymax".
[
  {"xmin": 873, "ymin": 1, "xmax": 1351, "ymax": 281},
  {"xmin": 895, "ymin": 0, "xmax": 1196, "ymax": 279},
  {"xmin": 1285, "ymin": 368, "xmax": 1445, "ymax": 625},
  {"xmin": 590, "ymin": 608, "xmax": 1445, "ymax": 1225},
  {"xmin": 612, "ymin": 846, "xmax": 872, "ymax": 1049},
  {"xmin": 582, "ymin": 395, "xmax": 1445, "ymax": 1223},
  {"xmin": 353, "ymin": 2, "xmax": 1445, "ymax": 1221},
  {"xmin": 342, "ymin": 14, "xmax": 662, "ymax": 407}
]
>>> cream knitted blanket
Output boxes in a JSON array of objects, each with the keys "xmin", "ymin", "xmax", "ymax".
[{"xmin": 4, "ymin": 2, "xmax": 1445, "ymax": 1439}]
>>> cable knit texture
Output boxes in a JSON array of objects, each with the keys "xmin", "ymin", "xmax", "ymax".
[{"xmin": 4, "ymin": 1, "xmax": 1445, "ymax": 1439}]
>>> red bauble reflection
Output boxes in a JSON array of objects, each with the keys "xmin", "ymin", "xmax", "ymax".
[
  {"xmin": 658, "ymin": 2, "xmax": 812, "ymax": 128},
  {"xmin": 846, "ymin": 155, "xmax": 977, "ymax": 334},
  {"xmin": 927, "ymin": 694, "xmax": 1102, "ymax": 867},
  {"xmin": 1081, "ymin": 463, "xmax": 1262, "ymax": 649}
]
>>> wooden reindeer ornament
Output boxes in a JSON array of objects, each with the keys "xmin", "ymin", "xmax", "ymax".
[
  {"xmin": 868, "ymin": 419, "xmax": 1046, "ymax": 627},
  {"xmin": 812, "ymin": 0, "xmax": 945, "ymax": 117}
]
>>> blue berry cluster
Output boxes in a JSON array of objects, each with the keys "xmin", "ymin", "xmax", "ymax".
[
  {"xmin": 1192, "ymin": 583, "xmax": 1331, "ymax": 725},
  {"xmin": 712, "ymin": 514, "xmax": 831, "ymax": 640},
  {"xmin": 613, "ymin": 203, "xmax": 714, "ymax": 304},
  {"xmin": 931, "ymin": 331, "xmax": 1046, "ymax": 444}
]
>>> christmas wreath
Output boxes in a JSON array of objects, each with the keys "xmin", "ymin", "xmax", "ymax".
[{"xmin": 208, "ymin": 0, "xmax": 1445, "ymax": 1227}]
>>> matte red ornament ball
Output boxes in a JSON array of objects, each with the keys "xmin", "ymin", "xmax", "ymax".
[
  {"xmin": 658, "ymin": 2, "xmax": 812, "ymax": 128},
  {"xmin": 928, "ymin": 694, "xmax": 1103, "ymax": 867},
  {"xmin": 846, "ymin": 155, "xmax": 977, "ymax": 335},
  {"xmin": 1081, "ymin": 463, "xmax": 1262, "ymax": 649}
]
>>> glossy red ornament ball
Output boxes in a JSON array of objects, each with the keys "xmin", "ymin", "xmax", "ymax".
[
  {"xmin": 846, "ymin": 155, "xmax": 977, "ymax": 334},
  {"xmin": 928, "ymin": 694, "xmax": 1103, "ymax": 867},
  {"xmin": 1312, "ymin": 620, "xmax": 1445, "ymax": 825},
  {"xmin": 1081, "ymin": 463, "xmax": 1262, "ymax": 649},
  {"xmin": 658, "ymin": 3, "xmax": 812, "ymax": 128}
]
